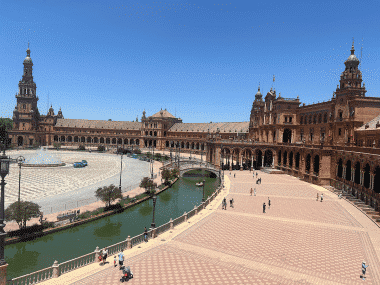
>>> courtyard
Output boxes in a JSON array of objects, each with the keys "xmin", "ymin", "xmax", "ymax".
[{"xmin": 40, "ymin": 170, "xmax": 380, "ymax": 285}]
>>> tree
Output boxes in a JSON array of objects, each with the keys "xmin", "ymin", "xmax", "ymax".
[
  {"xmin": 98, "ymin": 145, "xmax": 105, "ymax": 152},
  {"xmin": 95, "ymin": 184, "xmax": 122, "ymax": 208},
  {"xmin": 155, "ymin": 153, "xmax": 162, "ymax": 161},
  {"xmin": 171, "ymin": 168, "xmax": 180, "ymax": 179},
  {"xmin": 139, "ymin": 177, "xmax": 157, "ymax": 195},
  {"xmin": 53, "ymin": 142, "xmax": 61, "ymax": 150},
  {"xmin": 5, "ymin": 201, "xmax": 41, "ymax": 229},
  {"xmin": 161, "ymin": 168, "xmax": 172, "ymax": 185}
]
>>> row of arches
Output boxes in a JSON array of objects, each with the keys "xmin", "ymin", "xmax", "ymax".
[
  {"xmin": 336, "ymin": 158, "xmax": 380, "ymax": 193},
  {"xmin": 53, "ymin": 135, "xmax": 140, "ymax": 146},
  {"xmin": 165, "ymin": 141, "xmax": 206, "ymax": 151},
  {"xmin": 278, "ymin": 150, "xmax": 320, "ymax": 175},
  {"xmin": 220, "ymin": 148, "xmax": 274, "ymax": 170},
  {"xmin": 300, "ymin": 113, "xmax": 328, "ymax": 125}
]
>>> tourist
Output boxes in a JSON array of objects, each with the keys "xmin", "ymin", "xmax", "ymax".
[
  {"xmin": 361, "ymin": 261, "xmax": 369, "ymax": 280},
  {"xmin": 254, "ymin": 188, "xmax": 256, "ymax": 196},
  {"xmin": 223, "ymin": 198, "xmax": 227, "ymax": 210},
  {"xmin": 144, "ymin": 227, "xmax": 148, "ymax": 242},
  {"xmin": 263, "ymin": 202, "xmax": 266, "ymax": 213},
  {"xmin": 231, "ymin": 198, "xmax": 234, "ymax": 208},
  {"xmin": 338, "ymin": 193, "xmax": 342, "ymax": 199},
  {"xmin": 102, "ymin": 247, "xmax": 108, "ymax": 265},
  {"xmin": 268, "ymin": 197, "xmax": 271, "ymax": 209},
  {"xmin": 234, "ymin": 173, "xmax": 236, "ymax": 178},
  {"xmin": 114, "ymin": 256, "xmax": 117, "ymax": 267},
  {"xmin": 321, "ymin": 193, "xmax": 324, "ymax": 202},
  {"xmin": 250, "ymin": 188, "xmax": 253, "ymax": 196},
  {"xmin": 118, "ymin": 251, "xmax": 124, "ymax": 269},
  {"xmin": 317, "ymin": 193, "xmax": 319, "ymax": 201}
]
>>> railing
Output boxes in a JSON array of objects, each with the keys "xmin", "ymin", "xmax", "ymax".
[
  {"xmin": 8, "ymin": 177, "xmax": 224, "ymax": 285},
  {"xmin": 59, "ymin": 252, "xmax": 95, "ymax": 275},
  {"xmin": 8, "ymin": 267, "xmax": 53, "ymax": 285}
]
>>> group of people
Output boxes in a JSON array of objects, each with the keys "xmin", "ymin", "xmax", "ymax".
[
  {"xmin": 222, "ymin": 197, "xmax": 234, "ymax": 209},
  {"xmin": 316, "ymin": 193, "xmax": 324, "ymax": 202},
  {"xmin": 250, "ymin": 188, "xmax": 256, "ymax": 196},
  {"xmin": 263, "ymin": 197, "xmax": 271, "ymax": 213}
]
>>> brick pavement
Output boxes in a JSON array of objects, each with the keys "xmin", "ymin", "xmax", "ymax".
[{"xmin": 40, "ymin": 170, "xmax": 380, "ymax": 285}]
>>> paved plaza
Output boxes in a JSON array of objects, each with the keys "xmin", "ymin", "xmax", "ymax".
[
  {"xmin": 4, "ymin": 150, "xmax": 150, "ymax": 208},
  {"xmin": 40, "ymin": 170, "xmax": 380, "ymax": 285}
]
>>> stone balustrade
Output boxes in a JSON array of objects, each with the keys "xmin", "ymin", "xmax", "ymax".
[{"xmin": 7, "ymin": 183, "xmax": 223, "ymax": 285}]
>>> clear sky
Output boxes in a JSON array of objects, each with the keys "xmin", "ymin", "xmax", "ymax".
[{"xmin": 1, "ymin": 0, "xmax": 379, "ymax": 123}]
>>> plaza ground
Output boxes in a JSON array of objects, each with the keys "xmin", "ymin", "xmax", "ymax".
[{"xmin": 39, "ymin": 170, "xmax": 380, "ymax": 285}]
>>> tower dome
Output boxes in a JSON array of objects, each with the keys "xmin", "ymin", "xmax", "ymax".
[
  {"xmin": 23, "ymin": 46, "xmax": 33, "ymax": 64},
  {"xmin": 255, "ymin": 85, "xmax": 263, "ymax": 101},
  {"xmin": 344, "ymin": 41, "xmax": 359, "ymax": 67}
]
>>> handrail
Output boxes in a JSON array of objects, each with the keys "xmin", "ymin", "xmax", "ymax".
[{"xmin": 8, "ymin": 170, "xmax": 223, "ymax": 285}]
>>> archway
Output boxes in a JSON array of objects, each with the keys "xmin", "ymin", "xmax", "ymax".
[
  {"xmin": 106, "ymin": 138, "xmax": 110, "ymax": 144},
  {"xmin": 314, "ymin": 155, "xmax": 320, "ymax": 175},
  {"xmin": 53, "ymin": 135, "xmax": 58, "ymax": 142},
  {"xmin": 306, "ymin": 154, "xmax": 311, "ymax": 173},
  {"xmin": 87, "ymin": 137, "xmax": 91, "ymax": 143},
  {"xmin": 295, "ymin": 152, "xmax": 300, "ymax": 169},
  {"xmin": 264, "ymin": 149, "xmax": 273, "ymax": 167},
  {"xmin": 74, "ymin": 136, "xmax": 79, "ymax": 143},
  {"xmin": 283, "ymin": 128, "xmax": 291, "ymax": 143},
  {"xmin": 364, "ymin": 163, "xmax": 370, "ymax": 189},
  {"xmin": 68, "ymin": 136, "xmax": 72, "ymax": 142},
  {"xmin": 118, "ymin": 138, "xmax": 122, "ymax": 145},
  {"xmin": 346, "ymin": 160, "xmax": 351, "ymax": 181},
  {"xmin": 17, "ymin": 136, "xmax": 24, "ymax": 146},
  {"xmin": 374, "ymin": 166, "xmax": 380, "ymax": 194},
  {"xmin": 278, "ymin": 150, "xmax": 282, "ymax": 166},
  {"xmin": 112, "ymin": 138, "xmax": 116, "ymax": 144},
  {"xmin": 289, "ymin": 152, "xmax": 293, "ymax": 168},
  {"xmin": 354, "ymin": 162, "xmax": 360, "ymax": 184},
  {"xmin": 255, "ymin": 149, "xmax": 263, "ymax": 170},
  {"xmin": 93, "ymin": 137, "xmax": 98, "ymax": 143},
  {"xmin": 61, "ymin": 136, "xmax": 65, "ymax": 142},
  {"xmin": 283, "ymin": 151, "xmax": 288, "ymax": 166},
  {"xmin": 100, "ymin": 137, "xmax": 104, "ymax": 144},
  {"xmin": 337, "ymin": 159, "xmax": 343, "ymax": 178},
  {"xmin": 81, "ymin": 137, "xmax": 85, "ymax": 143}
]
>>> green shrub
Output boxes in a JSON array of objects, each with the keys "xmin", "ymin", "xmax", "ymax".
[
  {"xmin": 97, "ymin": 145, "xmax": 105, "ymax": 152},
  {"xmin": 78, "ymin": 144, "xmax": 86, "ymax": 151}
]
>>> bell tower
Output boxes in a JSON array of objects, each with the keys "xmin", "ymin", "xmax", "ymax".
[{"xmin": 12, "ymin": 43, "xmax": 40, "ymax": 132}]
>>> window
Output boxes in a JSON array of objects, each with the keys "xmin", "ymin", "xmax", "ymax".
[
  {"xmin": 285, "ymin": 117, "xmax": 288, "ymax": 123},
  {"xmin": 300, "ymin": 116, "xmax": 304, "ymax": 124},
  {"xmin": 339, "ymin": 128, "xmax": 342, "ymax": 136},
  {"xmin": 289, "ymin": 117, "xmax": 292, "ymax": 123},
  {"xmin": 23, "ymin": 104, "xmax": 26, "ymax": 109}
]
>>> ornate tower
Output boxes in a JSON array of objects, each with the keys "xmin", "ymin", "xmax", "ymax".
[{"xmin": 12, "ymin": 44, "xmax": 40, "ymax": 132}]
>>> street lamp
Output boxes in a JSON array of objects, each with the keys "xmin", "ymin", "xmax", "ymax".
[
  {"xmin": 0, "ymin": 144, "xmax": 11, "ymax": 272},
  {"xmin": 16, "ymin": 156, "xmax": 25, "ymax": 203},
  {"xmin": 151, "ymin": 195, "xmax": 157, "ymax": 228},
  {"xmin": 119, "ymin": 153, "xmax": 123, "ymax": 191},
  {"xmin": 202, "ymin": 179, "xmax": 206, "ymax": 202}
]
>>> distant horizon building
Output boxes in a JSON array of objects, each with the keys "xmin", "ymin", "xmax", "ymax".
[{"xmin": 8, "ymin": 42, "xmax": 380, "ymax": 210}]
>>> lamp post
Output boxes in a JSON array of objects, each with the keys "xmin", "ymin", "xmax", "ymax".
[
  {"xmin": 16, "ymin": 156, "xmax": 25, "ymax": 203},
  {"xmin": 119, "ymin": 154, "xmax": 123, "ymax": 191},
  {"xmin": 202, "ymin": 179, "xmax": 206, "ymax": 202},
  {"xmin": 151, "ymin": 195, "xmax": 157, "ymax": 228},
  {"xmin": 0, "ymin": 143, "xmax": 11, "ymax": 278}
]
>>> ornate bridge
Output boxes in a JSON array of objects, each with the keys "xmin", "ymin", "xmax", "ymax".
[{"xmin": 163, "ymin": 159, "xmax": 221, "ymax": 178}]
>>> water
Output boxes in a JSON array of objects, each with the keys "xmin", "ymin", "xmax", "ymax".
[
  {"xmin": 5, "ymin": 172, "xmax": 220, "ymax": 279},
  {"xmin": 24, "ymin": 147, "xmax": 62, "ymax": 165}
]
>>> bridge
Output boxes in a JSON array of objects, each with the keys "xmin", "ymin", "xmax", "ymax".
[{"xmin": 163, "ymin": 158, "xmax": 221, "ymax": 178}]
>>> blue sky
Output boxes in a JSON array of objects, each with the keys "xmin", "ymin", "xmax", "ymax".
[{"xmin": 1, "ymin": 0, "xmax": 379, "ymax": 123}]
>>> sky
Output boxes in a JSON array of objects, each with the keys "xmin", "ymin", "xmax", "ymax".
[{"xmin": 1, "ymin": 0, "xmax": 379, "ymax": 123}]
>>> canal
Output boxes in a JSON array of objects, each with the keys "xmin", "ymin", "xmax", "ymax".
[{"xmin": 6, "ymin": 171, "xmax": 220, "ymax": 279}]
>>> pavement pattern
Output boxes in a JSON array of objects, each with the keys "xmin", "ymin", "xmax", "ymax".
[{"xmin": 40, "ymin": 170, "xmax": 380, "ymax": 285}]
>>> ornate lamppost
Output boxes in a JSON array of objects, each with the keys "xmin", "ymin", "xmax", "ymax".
[
  {"xmin": 16, "ymin": 156, "xmax": 25, "ymax": 203},
  {"xmin": 0, "ymin": 138, "xmax": 10, "ymax": 281},
  {"xmin": 151, "ymin": 195, "xmax": 157, "ymax": 228},
  {"xmin": 119, "ymin": 153, "xmax": 123, "ymax": 191},
  {"xmin": 202, "ymin": 179, "xmax": 206, "ymax": 202}
]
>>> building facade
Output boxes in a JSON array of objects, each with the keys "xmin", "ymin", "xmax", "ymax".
[{"xmin": 8, "ymin": 43, "xmax": 380, "ymax": 211}]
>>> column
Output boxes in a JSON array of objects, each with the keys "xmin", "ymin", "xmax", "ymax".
[
  {"xmin": 272, "ymin": 156, "xmax": 275, "ymax": 169},
  {"xmin": 360, "ymin": 171, "xmax": 364, "ymax": 186},
  {"xmin": 370, "ymin": 174, "xmax": 374, "ymax": 190},
  {"xmin": 251, "ymin": 156, "xmax": 254, "ymax": 170},
  {"xmin": 262, "ymin": 156, "xmax": 264, "ymax": 167},
  {"xmin": 343, "ymin": 166, "xmax": 346, "ymax": 180},
  {"xmin": 229, "ymin": 154, "xmax": 232, "ymax": 171}
]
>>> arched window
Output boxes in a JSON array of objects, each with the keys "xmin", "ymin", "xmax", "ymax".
[{"xmin": 300, "ymin": 116, "xmax": 304, "ymax": 124}]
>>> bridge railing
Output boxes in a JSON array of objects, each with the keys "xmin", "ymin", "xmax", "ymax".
[{"xmin": 8, "ymin": 168, "xmax": 224, "ymax": 285}]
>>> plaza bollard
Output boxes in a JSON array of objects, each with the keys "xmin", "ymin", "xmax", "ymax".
[
  {"xmin": 127, "ymin": 236, "xmax": 131, "ymax": 249},
  {"xmin": 194, "ymin": 205, "xmax": 198, "ymax": 215},
  {"xmin": 52, "ymin": 260, "xmax": 60, "ymax": 278},
  {"xmin": 170, "ymin": 218, "xmax": 173, "ymax": 229},
  {"xmin": 94, "ymin": 246, "xmax": 101, "ymax": 262},
  {"xmin": 184, "ymin": 211, "xmax": 187, "ymax": 222}
]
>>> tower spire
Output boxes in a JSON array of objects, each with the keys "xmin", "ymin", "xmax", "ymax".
[{"xmin": 351, "ymin": 37, "xmax": 355, "ymax": 55}]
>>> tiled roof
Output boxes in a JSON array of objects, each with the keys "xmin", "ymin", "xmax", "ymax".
[
  {"xmin": 55, "ymin": 119, "xmax": 142, "ymax": 130},
  {"xmin": 149, "ymin": 109, "xmax": 176, "ymax": 118},
  {"xmin": 168, "ymin": 122, "xmax": 249, "ymax": 133},
  {"xmin": 356, "ymin": 113, "xmax": 380, "ymax": 131}
]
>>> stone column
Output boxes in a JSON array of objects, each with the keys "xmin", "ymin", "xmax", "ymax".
[
  {"xmin": 229, "ymin": 154, "xmax": 233, "ymax": 171},
  {"xmin": 170, "ymin": 218, "xmax": 173, "ymax": 229},
  {"xmin": 126, "ymin": 236, "xmax": 131, "ymax": 249},
  {"xmin": 360, "ymin": 171, "xmax": 364, "ymax": 186},
  {"xmin": 240, "ymin": 153, "xmax": 243, "ymax": 171},
  {"xmin": 52, "ymin": 260, "xmax": 60, "ymax": 278},
  {"xmin": 370, "ymin": 174, "xmax": 375, "ymax": 190},
  {"xmin": 272, "ymin": 156, "xmax": 275, "ymax": 168},
  {"xmin": 251, "ymin": 156, "xmax": 254, "ymax": 170},
  {"xmin": 0, "ymin": 264, "xmax": 8, "ymax": 284},
  {"xmin": 262, "ymin": 156, "xmax": 264, "ymax": 167}
]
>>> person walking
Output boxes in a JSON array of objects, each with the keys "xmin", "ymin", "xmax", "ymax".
[
  {"xmin": 231, "ymin": 198, "xmax": 234, "ymax": 208},
  {"xmin": 250, "ymin": 188, "xmax": 253, "ymax": 196},
  {"xmin": 114, "ymin": 256, "xmax": 117, "ymax": 267},
  {"xmin": 234, "ymin": 173, "xmax": 236, "ymax": 178},
  {"xmin": 254, "ymin": 188, "xmax": 256, "ymax": 196},
  {"xmin": 263, "ymin": 202, "xmax": 266, "ymax": 213},
  {"xmin": 230, "ymin": 198, "xmax": 233, "ymax": 207},
  {"xmin": 144, "ymin": 227, "xmax": 148, "ymax": 242},
  {"xmin": 361, "ymin": 261, "xmax": 369, "ymax": 280},
  {"xmin": 316, "ymin": 193, "xmax": 319, "ymax": 201},
  {"xmin": 268, "ymin": 197, "xmax": 271, "ymax": 209},
  {"xmin": 102, "ymin": 247, "xmax": 108, "ymax": 265},
  {"xmin": 118, "ymin": 251, "xmax": 124, "ymax": 269},
  {"xmin": 320, "ymin": 193, "xmax": 324, "ymax": 202},
  {"xmin": 223, "ymin": 197, "xmax": 227, "ymax": 210}
]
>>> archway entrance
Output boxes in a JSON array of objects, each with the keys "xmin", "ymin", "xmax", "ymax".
[
  {"xmin": 263, "ymin": 150, "xmax": 273, "ymax": 167},
  {"xmin": 17, "ymin": 136, "xmax": 23, "ymax": 146},
  {"xmin": 283, "ymin": 128, "xmax": 291, "ymax": 143}
]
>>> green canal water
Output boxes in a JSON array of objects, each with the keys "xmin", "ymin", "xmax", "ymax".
[{"xmin": 6, "ymin": 171, "xmax": 219, "ymax": 279}]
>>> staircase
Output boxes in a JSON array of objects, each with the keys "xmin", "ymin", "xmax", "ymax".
[{"xmin": 324, "ymin": 186, "xmax": 380, "ymax": 226}]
